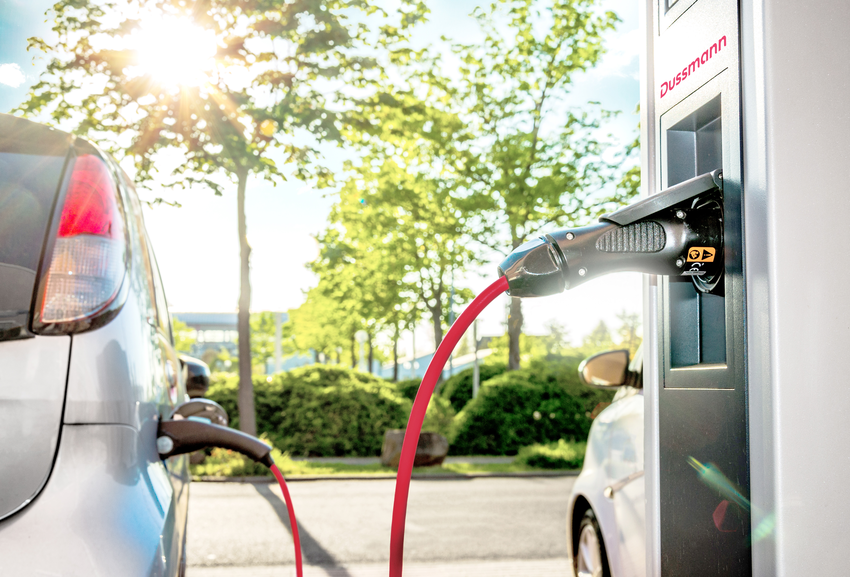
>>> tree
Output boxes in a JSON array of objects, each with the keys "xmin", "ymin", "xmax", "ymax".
[
  {"xmin": 582, "ymin": 320, "xmax": 615, "ymax": 354},
  {"xmin": 541, "ymin": 319, "xmax": 571, "ymax": 356},
  {"xmin": 443, "ymin": 0, "xmax": 630, "ymax": 370},
  {"xmin": 18, "ymin": 0, "xmax": 426, "ymax": 434},
  {"xmin": 249, "ymin": 311, "xmax": 292, "ymax": 370},
  {"xmin": 616, "ymin": 310, "xmax": 641, "ymax": 355},
  {"xmin": 172, "ymin": 318, "xmax": 196, "ymax": 354}
]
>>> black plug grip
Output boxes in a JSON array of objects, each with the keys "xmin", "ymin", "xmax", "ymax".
[{"xmin": 158, "ymin": 419, "xmax": 273, "ymax": 467}]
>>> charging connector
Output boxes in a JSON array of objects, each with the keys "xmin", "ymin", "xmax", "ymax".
[
  {"xmin": 498, "ymin": 170, "xmax": 724, "ymax": 296},
  {"xmin": 158, "ymin": 410, "xmax": 303, "ymax": 576}
]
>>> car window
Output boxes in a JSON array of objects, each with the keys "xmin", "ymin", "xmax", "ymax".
[
  {"xmin": 0, "ymin": 151, "xmax": 67, "ymax": 338},
  {"xmin": 147, "ymin": 242, "xmax": 173, "ymax": 345}
]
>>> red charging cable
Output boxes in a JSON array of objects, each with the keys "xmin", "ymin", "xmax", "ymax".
[
  {"xmin": 271, "ymin": 463, "xmax": 303, "ymax": 577},
  {"xmin": 389, "ymin": 276, "xmax": 509, "ymax": 577}
]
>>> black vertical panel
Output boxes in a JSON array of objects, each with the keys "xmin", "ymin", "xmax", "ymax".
[{"xmin": 658, "ymin": 70, "xmax": 750, "ymax": 575}]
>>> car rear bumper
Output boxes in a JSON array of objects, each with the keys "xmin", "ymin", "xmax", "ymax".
[{"xmin": 0, "ymin": 423, "xmax": 188, "ymax": 577}]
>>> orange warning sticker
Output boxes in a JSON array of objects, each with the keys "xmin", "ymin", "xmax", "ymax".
[{"xmin": 687, "ymin": 247, "xmax": 716, "ymax": 263}]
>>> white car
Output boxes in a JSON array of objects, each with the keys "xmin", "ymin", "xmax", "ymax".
[{"xmin": 567, "ymin": 347, "xmax": 645, "ymax": 577}]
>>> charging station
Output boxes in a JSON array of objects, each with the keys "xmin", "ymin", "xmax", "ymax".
[{"xmin": 640, "ymin": 1, "xmax": 850, "ymax": 575}]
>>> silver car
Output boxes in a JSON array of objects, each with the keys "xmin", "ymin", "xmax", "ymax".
[{"xmin": 0, "ymin": 113, "xmax": 190, "ymax": 576}]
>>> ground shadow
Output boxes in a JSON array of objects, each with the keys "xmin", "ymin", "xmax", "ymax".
[{"xmin": 253, "ymin": 483, "xmax": 354, "ymax": 577}]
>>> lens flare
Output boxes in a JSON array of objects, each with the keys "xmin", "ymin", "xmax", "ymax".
[{"xmin": 130, "ymin": 17, "xmax": 217, "ymax": 87}]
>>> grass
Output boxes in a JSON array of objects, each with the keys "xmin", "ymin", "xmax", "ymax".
[{"xmin": 191, "ymin": 440, "xmax": 585, "ymax": 479}]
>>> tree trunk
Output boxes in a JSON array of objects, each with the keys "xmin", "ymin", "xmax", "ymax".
[
  {"xmin": 235, "ymin": 168, "xmax": 256, "ymax": 435},
  {"xmin": 367, "ymin": 332, "xmax": 374, "ymax": 374},
  {"xmin": 431, "ymin": 300, "xmax": 443, "ymax": 349},
  {"xmin": 392, "ymin": 323, "xmax": 399, "ymax": 382},
  {"xmin": 350, "ymin": 334, "xmax": 357, "ymax": 369},
  {"xmin": 430, "ymin": 301, "xmax": 444, "ymax": 385},
  {"xmin": 508, "ymin": 296, "xmax": 523, "ymax": 371}
]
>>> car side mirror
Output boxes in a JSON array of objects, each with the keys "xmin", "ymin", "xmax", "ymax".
[
  {"xmin": 180, "ymin": 355, "xmax": 211, "ymax": 398},
  {"xmin": 169, "ymin": 398, "xmax": 228, "ymax": 428},
  {"xmin": 579, "ymin": 349, "xmax": 630, "ymax": 387}
]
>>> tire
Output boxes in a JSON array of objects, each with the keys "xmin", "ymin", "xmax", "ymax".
[{"xmin": 574, "ymin": 508, "xmax": 611, "ymax": 577}]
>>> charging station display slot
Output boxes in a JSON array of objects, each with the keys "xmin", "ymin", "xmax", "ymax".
[
  {"xmin": 667, "ymin": 95, "xmax": 722, "ymax": 186},
  {"xmin": 666, "ymin": 94, "xmax": 725, "ymax": 369}
]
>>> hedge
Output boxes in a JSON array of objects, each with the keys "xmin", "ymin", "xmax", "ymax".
[
  {"xmin": 206, "ymin": 365, "xmax": 410, "ymax": 457},
  {"xmin": 449, "ymin": 356, "xmax": 614, "ymax": 455},
  {"xmin": 438, "ymin": 362, "xmax": 508, "ymax": 412}
]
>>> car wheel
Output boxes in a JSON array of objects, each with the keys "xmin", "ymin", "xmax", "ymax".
[{"xmin": 575, "ymin": 508, "xmax": 610, "ymax": 577}]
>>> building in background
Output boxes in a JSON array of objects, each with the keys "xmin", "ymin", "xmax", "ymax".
[{"xmin": 172, "ymin": 312, "xmax": 312, "ymax": 373}]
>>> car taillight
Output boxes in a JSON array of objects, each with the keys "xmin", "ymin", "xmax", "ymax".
[{"xmin": 38, "ymin": 154, "xmax": 127, "ymax": 325}]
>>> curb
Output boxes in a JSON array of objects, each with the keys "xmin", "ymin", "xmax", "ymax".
[{"xmin": 192, "ymin": 470, "xmax": 579, "ymax": 483}]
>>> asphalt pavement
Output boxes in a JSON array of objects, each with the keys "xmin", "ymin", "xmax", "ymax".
[{"xmin": 187, "ymin": 476, "xmax": 576, "ymax": 576}]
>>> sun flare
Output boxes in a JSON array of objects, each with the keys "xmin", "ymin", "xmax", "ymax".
[{"xmin": 132, "ymin": 17, "xmax": 217, "ymax": 87}]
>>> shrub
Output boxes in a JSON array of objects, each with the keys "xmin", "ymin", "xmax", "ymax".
[
  {"xmin": 514, "ymin": 439, "xmax": 586, "ymax": 470},
  {"xmin": 395, "ymin": 378, "xmax": 421, "ymax": 401},
  {"xmin": 438, "ymin": 363, "xmax": 508, "ymax": 412},
  {"xmin": 205, "ymin": 365, "xmax": 411, "ymax": 457},
  {"xmin": 449, "ymin": 356, "xmax": 614, "ymax": 455}
]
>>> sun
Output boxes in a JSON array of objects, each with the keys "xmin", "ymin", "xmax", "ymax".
[{"xmin": 132, "ymin": 17, "xmax": 218, "ymax": 87}]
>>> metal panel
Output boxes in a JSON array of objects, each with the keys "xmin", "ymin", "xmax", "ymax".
[
  {"xmin": 0, "ymin": 424, "xmax": 181, "ymax": 576},
  {"xmin": 0, "ymin": 336, "xmax": 70, "ymax": 520},
  {"xmin": 645, "ymin": 0, "xmax": 750, "ymax": 575},
  {"xmin": 741, "ymin": 2, "xmax": 850, "ymax": 575}
]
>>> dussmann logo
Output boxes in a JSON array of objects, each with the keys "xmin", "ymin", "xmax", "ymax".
[{"xmin": 660, "ymin": 35, "xmax": 727, "ymax": 99}]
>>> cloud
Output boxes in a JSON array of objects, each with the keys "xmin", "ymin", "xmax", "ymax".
[{"xmin": 0, "ymin": 63, "xmax": 26, "ymax": 88}]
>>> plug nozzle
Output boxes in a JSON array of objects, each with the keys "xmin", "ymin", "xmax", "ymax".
[{"xmin": 498, "ymin": 187, "xmax": 723, "ymax": 297}]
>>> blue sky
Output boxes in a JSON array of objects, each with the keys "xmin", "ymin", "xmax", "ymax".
[{"xmin": 1, "ymin": 0, "xmax": 642, "ymax": 350}]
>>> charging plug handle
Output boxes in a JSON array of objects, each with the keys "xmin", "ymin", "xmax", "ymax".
[
  {"xmin": 498, "ymin": 170, "xmax": 723, "ymax": 297},
  {"xmin": 157, "ymin": 419, "xmax": 273, "ymax": 467}
]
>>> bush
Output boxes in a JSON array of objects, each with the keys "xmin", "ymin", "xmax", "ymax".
[
  {"xmin": 438, "ymin": 363, "xmax": 508, "ymax": 412},
  {"xmin": 205, "ymin": 365, "xmax": 411, "ymax": 457},
  {"xmin": 395, "ymin": 378, "xmax": 421, "ymax": 401},
  {"xmin": 514, "ymin": 439, "xmax": 586, "ymax": 470},
  {"xmin": 449, "ymin": 356, "xmax": 614, "ymax": 455}
]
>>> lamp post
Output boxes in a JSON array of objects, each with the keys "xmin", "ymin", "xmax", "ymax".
[{"xmin": 472, "ymin": 319, "xmax": 480, "ymax": 398}]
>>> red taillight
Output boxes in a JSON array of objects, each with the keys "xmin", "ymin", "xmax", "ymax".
[
  {"xmin": 57, "ymin": 155, "xmax": 124, "ymax": 239},
  {"xmin": 38, "ymin": 154, "xmax": 127, "ymax": 326}
]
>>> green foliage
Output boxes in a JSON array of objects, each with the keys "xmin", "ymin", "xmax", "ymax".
[
  {"xmin": 422, "ymin": 395, "xmax": 456, "ymax": 438},
  {"xmin": 449, "ymin": 356, "xmax": 613, "ymax": 455},
  {"xmin": 580, "ymin": 320, "xmax": 616, "ymax": 356},
  {"xmin": 395, "ymin": 378, "xmax": 421, "ymax": 401},
  {"xmin": 172, "ymin": 318, "xmax": 196, "ymax": 355},
  {"xmin": 515, "ymin": 439, "xmax": 586, "ymax": 470},
  {"xmin": 615, "ymin": 310, "xmax": 642, "ymax": 356},
  {"xmin": 249, "ymin": 312, "xmax": 290, "ymax": 366},
  {"xmin": 18, "ymin": 0, "xmax": 430, "ymax": 433},
  {"xmin": 206, "ymin": 365, "xmax": 411, "ymax": 457},
  {"xmin": 439, "ymin": 363, "xmax": 508, "ymax": 412}
]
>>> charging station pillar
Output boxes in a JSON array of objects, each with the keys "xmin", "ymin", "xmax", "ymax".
[
  {"xmin": 641, "ymin": 0, "xmax": 749, "ymax": 575},
  {"xmin": 643, "ymin": 1, "xmax": 850, "ymax": 575}
]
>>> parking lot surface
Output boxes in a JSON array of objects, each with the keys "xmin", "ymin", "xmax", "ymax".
[{"xmin": 188, "ymin": 476, "xmax": 576, "ymax": 575}]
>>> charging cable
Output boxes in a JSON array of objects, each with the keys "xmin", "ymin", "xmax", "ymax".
[
  {"xmin": 157, "ymin": 419, "xmax": 304, "ymax": 577},
  {"xmin": 389, "ymin": 276, "xmax": 509, "ymax": 577}
]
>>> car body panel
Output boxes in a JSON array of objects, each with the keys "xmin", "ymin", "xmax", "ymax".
[
  {"xmin": 0, "ymin": 336, "xmax": 71, "ymax": 520},
  {"xmin": 568, "ymin": 388, "xmax": 645, "ymax": 577},
  {"xmin": 0, "ymin": 424, "xmax": 186, "ymax": 576},
  {"xmin": 63, "ymin": 292, "xmax": 164, "ymax": 428},
  {"xmin": 0, "ymin": 116, "xmax": 190, "ymax": 576}
]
